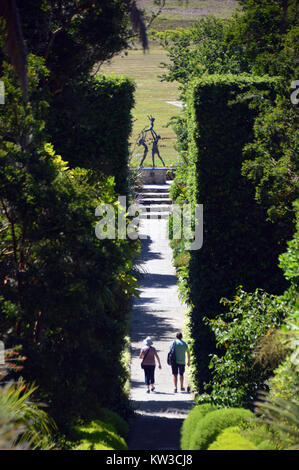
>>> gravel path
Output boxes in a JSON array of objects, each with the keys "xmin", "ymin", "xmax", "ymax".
[{"xmin": 127, "ymin": 215, "xmax": 195, "ymax": 450}]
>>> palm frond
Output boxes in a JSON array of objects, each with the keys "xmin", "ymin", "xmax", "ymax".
[
  {"xmin": 0, "ymin": 381, "xmax": 57, "ymax": 449},
  {"xmin": 255, "ymin": 389, "xmax": 299, "ymax": 450}
]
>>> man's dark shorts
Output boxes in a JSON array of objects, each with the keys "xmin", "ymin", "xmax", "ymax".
[{"xmin": 171, "ymin": 363, "xmax": 185, "ymax": 376}]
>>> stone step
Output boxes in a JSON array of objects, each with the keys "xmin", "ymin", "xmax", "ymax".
[
  {"xmin": 138, "ymin": 192, "xmax": 170, "ymax": 199},
  {"xmin": 134, "ymin": 184, "xmax": 172, "ymax": 222},
  {"xmin": 138, "ymin": 198, "xmax": 172, "ymax": 205},
  {"xmin": 137, "ymin": 184, "xmax": 171, "ymax": 193},
  {"xmin": 139, "ymin": 212, "xmax": 170, "ymax": 219},
  {"xmin": 140, "ymin": 205, "xmax": 172, "ymax": 212}
]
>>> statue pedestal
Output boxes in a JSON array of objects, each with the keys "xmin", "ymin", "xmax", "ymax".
[{"xmin": 139, "ymin": 167, "xmax": 167, "ymax": 184}]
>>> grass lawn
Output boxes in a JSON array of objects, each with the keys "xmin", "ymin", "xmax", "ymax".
[
  {"xmin": 100, "ymin": 48, "xmax": 182, "ymax": 167},
  {"xmin": 139, "ymin": 0, "xmax": 239, "ymax": 30}
]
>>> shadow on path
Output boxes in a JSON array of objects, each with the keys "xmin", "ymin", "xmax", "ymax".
[
  {"xmin": 131, "ymin": 308, "xmax": 178, "ymax": 344},
  {"xmin": 132, "ymin": 400, "xmax": 194, "ymax": 415},
  {"xmin": 129, "ymin": 218, "xmax": 194, "ymax": 450},
  {"xmin": 127, "ymin": 414, "xmax": 184, "ymax": 450}
]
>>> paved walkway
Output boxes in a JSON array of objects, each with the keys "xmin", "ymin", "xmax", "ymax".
[{"xmin": 127, "ymin": 214, "xmax": 195, "ymax": 450}]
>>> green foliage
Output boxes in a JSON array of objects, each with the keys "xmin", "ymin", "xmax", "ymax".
[
  {"xmin": 6, "ymin": 2, "xmax": 142, "ymax": 197},
  {"xmin": 187, "ymin": 407, "xmax": 254, "ymax": 450},
  {"xmin": 180, "ymin": 403, "xmax": 216, "ymax": 450},
  {"xmin": 230, "ymin": 1, "xmax": 298, "ymax": 235},
  {"xmin": 266, "ymin": 224, "xmax": 299, "ymax": 400},
  {"xmin": 269, "ymin": 356, "xmax": 298, "ymax": 402},
  {"xmin": 228, "ymin": 0, "xmax": 298, "ymax": 76},
  {"xmin": 0, "ymin": 381, "xmax": 57, "ymax": 449},
  {"xmin": 207, "ymin": 422, "xmax": 279, "ymax": 450},
  {"xmin": 200, "ymin": 221, "xmax": 298, "ymax": 410},
  {"xmin": 74, "ymin": 418, "xmax": 128, "ymax": 451},
  {"xmin": 242, "ymin": 95, "xmax": 298, "ymax": 228},
  {"xmin": 255, "ymin": 390, "xmax": 299, "ymax": 450},
  {"xmin": 0, "ymin": 58, "xmax": 140, "ymax": 427},
  {"xmin": 254, "ymin": 266, "xmax": 299, "ymax": 449},
  {"xmin": 156, "ymin": 16, "xmax": 250, "ymax": 97},
  {"xmin": 14, "ymin": 1, "xmax": 139, "ymax": 90},
  {"xmin": 253, "ymin": 329, "xmax": 288, "ymax": 371},
  {"xmin": 46, "ymin": 75, "xmax": 135, "ymax": 196},
  {"xmin": 184, "ymin": 74, "xmax": 287, "ymax": 390},
  {"xmin": 166, "ymin": 2, "xmax": 299, "ymax": 447},
  {"xmin": 206, "ymin": 288, "xmax": 288, "ymax": 408},
  {"xmin": 0, "ymin": 0, "xmax": 141, "ymax": 442},
  {"xmin": 207, "ymin": 426, "xmax": 258, "ymax": 450},
  {"xmin": 279, "ymin": 215, "xmax": 299, "ymax": 292},
  {"xmin": 95, "ymin": 408, "xmax": 129, "ymax": 438},
  {"xmin": 257, "ymin": 440, "xmax": 277, "ymax": 450},
  {"xmin": 241, "ymin": 421, "xmax": 280, "ymax": 449}
]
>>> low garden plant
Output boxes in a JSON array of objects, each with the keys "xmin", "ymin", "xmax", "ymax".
[
  {"xmin": 207, "ymin": 426, "xmax": 258, "ymax": 450},
  {"xmin": 181, "ymin": 406, "xmax": 254, "ymax": 450},
  {"xmin": 205, "ymin": 287, "xmax": 288, "ymax": 408},
  {"xmin": 180, "ymin": 403, "xmax": 216, "ymax": 450},
  {"xmin": 73, "ymin": 408, "xmax": 129, "ymax": 451}
]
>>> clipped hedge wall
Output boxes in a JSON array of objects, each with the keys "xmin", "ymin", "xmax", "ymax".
[
  {"xmin": 185, "ymin": 74, "xmax": 287, "ymax": 390},
  {"xmin": 47, "ymin": 75, "xmax": 135, "ymax": 195},
  {"xmin": 181, "ymin": 405, "xmax": 279, "ymax": 450},
  {"xmin": 187, "ymin": 407, "xmax": 254, "ymax": 450},
  {"xmin": 181, "ymin": 403, "xmax": 217, "ymax": 450}
]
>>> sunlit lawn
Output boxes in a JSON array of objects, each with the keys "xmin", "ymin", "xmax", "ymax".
[{"xmin": 138, "ymin": 0, "xmax": 239, "ymax": 30}]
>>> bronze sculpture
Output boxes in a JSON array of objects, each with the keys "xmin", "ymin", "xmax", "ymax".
[
  {"xmin": 138, "ymin": 115, "xmax": 165, "ymax": 167},
  {"xmin": 151, "ymin": 133, "xmax": 165, "ymax": 167},
  {"xmin": 138, "ymin": 129, "xmax": 149, "ymax": 167}
]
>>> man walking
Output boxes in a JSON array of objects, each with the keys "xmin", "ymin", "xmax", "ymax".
[{"xmin": 170, "ymin": 332, "xmax": 190, "ymax": 393}]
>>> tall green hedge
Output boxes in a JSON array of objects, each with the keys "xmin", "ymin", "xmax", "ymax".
[
  {"xmin": 47, "ymin": 75, "xmax": 135, "ymax": 196},
  {"xmin": 185, "ymin": 74, "xmax": 287, "ymax": 390}
]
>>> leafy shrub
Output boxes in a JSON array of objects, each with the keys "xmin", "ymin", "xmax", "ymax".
[
  {"xmin": 269, "ymin": 356, "xmax": 298, "ymax": 402},
  {"xmin": 0, "ymin": 59, "xmax": 140, "ymax": 426},
  {"xmin": 156, "ymin": 16, "xmax": 250, "ymax": 96},
  {"xmin": 241, "ymin": 421, "xmax": 279, "ymax": 450},
  {"xmin": 253, "ymin": 329, "xmax": 287, "ymax": 371},
  {"xmin": 208, "ymin": 426, "xmax": 257, "ymax": 450},
  {"xmin": 173, "ymin": 251, "xmax": 190, "ymax": 269},
  {"xmin": 255, "ymin": 390, "xmax": 299, "ymax": 450},
  {"xmin": 257, "ymin": 440, "xmax": 277, "ymax": 450},
  {"xmin": 254, "ymin": 297, "xmax": 299, "ymax": 448},
  {"xmin": 188, "ymin": 407, "xmax": 254, "ymax": 450},
  {"xmin": 74, "ymin": 419, "xmax": 128, "ymax": 451},
  {"xmin": 251, "ymin": 224, "xmax": 299, "ymax": 449},
  {"xmin": 180, "ymin": 403, "xmax": 216, "ymax": 450},
  {"xmin": 206, "ymin": 288, "xmax": 288, "ymax": 408},
  {"xmin": 207, "ymin": 423, "xmax": 278, "ymax": 450}
]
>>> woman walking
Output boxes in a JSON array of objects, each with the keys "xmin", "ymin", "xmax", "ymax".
[{"xmin": 139, "ymin": 337, "xmax": 162, "ymax": 393}]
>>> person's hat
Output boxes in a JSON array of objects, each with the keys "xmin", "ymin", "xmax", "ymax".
[{"xmin": 143, "ymin": 336, "xmax": 153, "ymax": 346}]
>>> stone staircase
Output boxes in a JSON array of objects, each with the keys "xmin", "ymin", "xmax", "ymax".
[{"xmin": 136, "ymin": 183, "xmax": 172, "ymax": 220}]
